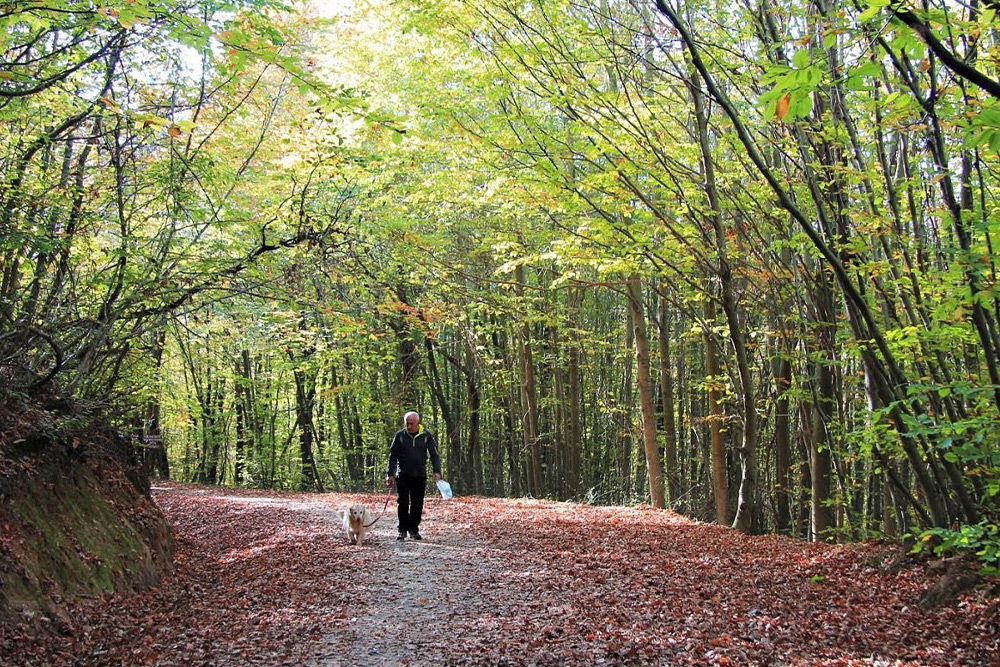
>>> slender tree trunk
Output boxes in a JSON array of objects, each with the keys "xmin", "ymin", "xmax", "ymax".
[
  {"xmin": 567, "ymin": 287, "xmax": 583, "ymax": 498},
  {"xmin": 883, "ymin": 475, "xmax": 899, "ymax": 539},
  {"xmin": 619, "ymin": 296, "xmax": 636, "ymax": 502},
  {"xmin": 391, "ymin": 286, "xmax": 422, "ymax": 409},
  {"xmin": 627, "ymin": 276, "xmax": 665, "ymax": 508},
  {"xmin": 425, "ymin": 338, "xmax": 463, "ymax": 488},
  {"xmin": 809, "ymin": 270, "xmax": 837, "ymax": 541},
  {"xmin": 773, "ymin": 353, "xmax": 792, "ymax": 534},
  {"xmin": 234, "ymin": 388, "xmax": 247, "ymax": 485},
  {"xmin": 425, "ymin": 327, "xmax": 484, "ymax": 494},
  {"xmin": 515, "ymin": 266, "xmax": 543, "ymax": 496},
  {"xmin": 657, "ymin": 289, "xmax": 678, "ymax": 505},
  {"xmin": 704, "ymin": 295, "xmax": 728, "ymax": 525},
  {"xmin": 465, "ymin": 337, "xmax": 483, "ymax": 495},
  {"xmin": 293, "ymin": 364, "xmax": 322, "ymax": 492},
  {"xmin": 550, "ymin": 321, "xmax": 568, "ymax": 496},
  {"xmin": 144, "ymin": 326, "xmax": 170, "ymax": 480},
  {"xmin": 232, "ymin": 349, "xmax": 259, "ymax": 486},
  {"xmin": 331, "ymin": 366, "xmax": 362, "ymax": 486},
  {"xmin": 688, "ymin": 66, "xmax": 759, "ymax": 533},
  {"xmin": 489, "ymin": 319, "xmax": 514, "ymax": 496}
]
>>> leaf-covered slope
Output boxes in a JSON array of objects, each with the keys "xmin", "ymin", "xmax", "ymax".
[{"xmin": 0, "ymin": 397, "xmax": 173, "ymax": 625}]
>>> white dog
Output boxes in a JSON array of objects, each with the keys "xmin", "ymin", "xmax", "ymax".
[{"xmin": 342, "ymin": 503, "xmax": 373, "ymax": 546}]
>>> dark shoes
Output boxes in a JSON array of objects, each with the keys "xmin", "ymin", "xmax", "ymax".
[{"xmin": 397, "ymin": 530, "xmax": 422, "ymax": 541}]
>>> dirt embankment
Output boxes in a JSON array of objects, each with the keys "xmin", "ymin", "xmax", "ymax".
[{"xmin": 0, "ymin": 394, "xmax": 174, "ymax": 628}]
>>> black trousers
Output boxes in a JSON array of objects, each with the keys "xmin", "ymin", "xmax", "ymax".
[{"xmin": 396, "ymin": 474, "xmax": 427, "ymax": 533}]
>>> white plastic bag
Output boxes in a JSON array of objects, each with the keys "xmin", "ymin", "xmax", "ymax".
[{"xmin": 436, "ymin": 478, "xmax": 453, "ymax": 499}]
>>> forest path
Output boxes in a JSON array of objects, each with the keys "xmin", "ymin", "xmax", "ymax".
[
  {"xmin": 151, "ymin": 484, "xmax": 997, "ymax": 667},
  {"xmin": 4, "ymin": 483, "xmax": 997, "ymax": 666},
  {"xmin": 158, "ymin": 483, "xmax": 493, "ymax": 666},
  {"xmin": 302, "ymin": 490, "xmax": 486, "ymax": 665}
]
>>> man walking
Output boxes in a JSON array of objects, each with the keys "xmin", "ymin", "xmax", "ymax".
[{"xmin": 386, "ymin": 411, "xmax": 441, "ymax": 540}]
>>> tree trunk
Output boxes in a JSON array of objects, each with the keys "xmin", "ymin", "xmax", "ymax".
[
  {"xmin": 704, "ymin": 295, "xmax": 728, "ymax": 525},
  {"xmin": 657, "ymin": 289, "xmax": 679, "ymax": 505},
  {"xmin": 627, "ymin": 276, "xmax": 665, "ymax": 508},
  {"xmin": 291, "ymin": 352, "xmax": 323, "ymax": 493},
  {"xmin": 143, "ymin": 326, "xmax": 170, "ymax": 480},
  {"xmin": 567, "ymin": 287, "xmax": 584, "ymax": 497},
  {"xmin": 465, "ymin": 337, "xmax": 483, "ymax": 495},
  {"xmin": 687, "ymin": 65, "xmax": 759, "ymax": 534},
  {"xmin": 515, "ymin": 266, "xmax": 544, "ymax": 496},
  {"xmin": 809, "ymin": 269, "xmax": 837, "ymax": 541},
  {"xmin": 391, "ymin": 285, "xmax": 422, "ymax": 409},
  {"xmin": 773, "ymin": 354, "xmax": 793, "ymax": 534},
  {"xmin": 425, "ymin": 337, "xmax": 464, "ymax": 489}
]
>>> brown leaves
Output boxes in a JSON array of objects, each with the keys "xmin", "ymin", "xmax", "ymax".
[
  {"xmin": 775, "ymin": 93, "xmax": 791, "ymax": 121},
  {"xmin": 1, "ymin": 486, "xmax": 997, "ymax": 667}
]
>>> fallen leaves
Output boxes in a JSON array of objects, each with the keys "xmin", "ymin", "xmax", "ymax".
[{"xmin": 1, "ymin": 484, "xmax": 997, "ymax": 666}]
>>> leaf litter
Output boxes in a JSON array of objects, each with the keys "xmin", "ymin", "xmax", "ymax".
[{"xmin": 1, "ymin": 482, "xmax": 997, "ymax": 666}]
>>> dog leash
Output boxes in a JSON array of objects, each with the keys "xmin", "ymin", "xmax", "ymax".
[{"xmin": 364, "ymin": 487, "xmax": 394, "ymax": 528}]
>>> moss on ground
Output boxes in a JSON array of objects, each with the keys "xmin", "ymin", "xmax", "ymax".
[{"xmin": 0, "ymin": 395, "xmax": 174, "ymax": 620}]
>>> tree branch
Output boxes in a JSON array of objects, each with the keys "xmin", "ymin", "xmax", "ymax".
[{"xmin": 892, "ymin": 9, "xmax": 1000, "ymax": 100}]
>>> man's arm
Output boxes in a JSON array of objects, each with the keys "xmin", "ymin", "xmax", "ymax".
[
  {"xmin": 386, "ymin": 432, "xmax": 400, "ymax": 481},
  {"xmin": 428, "ymin": 433, "xmax": 442, "ymax": 476}
]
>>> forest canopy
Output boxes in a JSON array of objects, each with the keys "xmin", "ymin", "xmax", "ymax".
[{"xmin": 2, "ymin": 0, "xmax": 1000, "ymax": 564}]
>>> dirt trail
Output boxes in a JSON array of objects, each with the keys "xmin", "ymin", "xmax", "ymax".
[
  {"xmin": 311, "ymin": 499, "xmax": 483, "ymax": 666},
  {"xmin": 171, "ymin": 485, "xmax": 484, "ymax": 666},
  {"xmin": 330, "ymin": 522, "xmax": 478, "ymax": 666}
]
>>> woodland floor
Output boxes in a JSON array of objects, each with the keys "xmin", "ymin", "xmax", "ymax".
[{"xmin": 3, "ymin": 483, "xmax": 999, "ymax": 667}]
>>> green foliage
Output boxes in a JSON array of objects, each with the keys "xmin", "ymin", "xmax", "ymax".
[
  {"xmin": 758, "ymin": 56, "xmax": 823, "ymax": 121},
  {"xmin": 961, "ymin": 98, "xmax": 1000, "ymax": 153},
  {"xmin": 912, "ymin": 522, "xmax": 1000, "ymax": 575},
  {"xmin": 6, "ymin": 0, "xmax": 1000, "ymax": 533},
  {"xmin": 895, "ymin": 383, "xmax": 1000, "ymax": 492}
]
